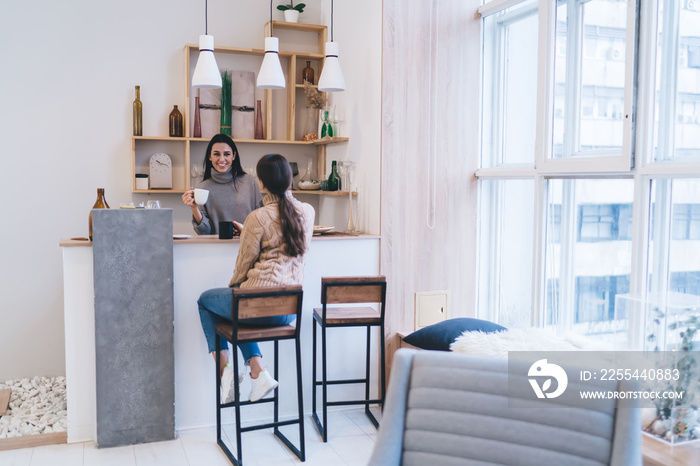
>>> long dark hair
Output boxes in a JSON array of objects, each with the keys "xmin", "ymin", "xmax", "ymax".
[
  {"xmin": 202, "ymin": 134, "xmax": 246, "ymax": 182},
  {"xmin": 256, "ymin": 154, "xmax": 307, "ymax": 257}
]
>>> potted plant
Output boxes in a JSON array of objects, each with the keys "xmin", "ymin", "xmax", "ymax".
[{"xmin": 277, "ymin": 2, "xmax": 305, "ymax": 23}]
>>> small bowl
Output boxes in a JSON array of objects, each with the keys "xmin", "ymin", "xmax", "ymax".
[{"xmin": 298, "ymin": 180, "xmax": 321, "ymax": 190}]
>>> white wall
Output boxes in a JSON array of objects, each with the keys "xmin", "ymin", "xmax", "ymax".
[{"xmin": 0, "ymin": 0, "xmax": 381, "ymax": 380}]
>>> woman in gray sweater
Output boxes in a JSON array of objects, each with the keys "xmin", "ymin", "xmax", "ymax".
[{"xmin": 182, "ymin": 134, "xmax": 263, "ymax": 234}]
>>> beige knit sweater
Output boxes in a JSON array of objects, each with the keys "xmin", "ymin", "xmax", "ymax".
[{"xmin": 229, "ymin": 192, "xmax": 315, "ymax": 288}]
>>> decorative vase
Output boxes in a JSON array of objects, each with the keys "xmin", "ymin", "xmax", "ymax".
[
  {"xmin": 169, "ymin": 105, "xmax": 183, "ymax": 137},
  {"xmin": 255, "ymin": 100, "xmax": 264, "ymax": 139},
  {"xmin": 193, "ymin": 90, "xmax": 202, "ymax": 138},
  {"xmin": 303, "ymin": 107, "xmax": 318, "ymax": 141},
  {"xmin": 284, "ymin": 10, "xmax": 299, "ymax": 22},
  {"xmin": 133, "ymin": 85, "xmax": 142, "ymax": 136},
  {"xmin": 220, "ymin": 71, "xmax": 232, "ymax": 136}
]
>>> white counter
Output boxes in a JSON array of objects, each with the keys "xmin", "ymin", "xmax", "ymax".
[{"xmin": 60, "ymin": 234, "xmax": 380, "ymax": 443}]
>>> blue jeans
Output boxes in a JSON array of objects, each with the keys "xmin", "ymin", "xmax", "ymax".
[{"xmin": 197, "ymin": 287, "xmax": 296, "ymax": 363}]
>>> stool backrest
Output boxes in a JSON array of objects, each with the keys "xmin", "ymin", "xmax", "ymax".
[
  {"xmin": 232, "ymin": 285, "xmax": 303, "ymax": 321},
  {"xmin": 321, "ymin": 277, "xmax": 387, "ymax": 323}
]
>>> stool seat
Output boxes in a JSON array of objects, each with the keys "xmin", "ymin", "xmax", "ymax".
[
  {"xmin": 214, "ymin": 323, "xmax": 297, "ymax": 342},
  {"xmin": 313, "ymin": 307, "xmax": 381, "ymax": 325}
]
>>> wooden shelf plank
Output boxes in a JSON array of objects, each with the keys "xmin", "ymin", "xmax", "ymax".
[
  {"xmin": 185, "ymin": 44, "xmax": 322, "ymax": 60},
  {"xmin": 292, "ymin": 190, "xmax": 356, "ymax": 196},
  {"xmin": 313, "ymin": 137, "xmax": 349, "ymax": 145},
  {"xmin": 133, "ymin": 136, "xmax": 187, "ymax": 142},
  {"xmin": 269, "ymin": 21, "xmax": 327, "ymax": 33},
  {"xmin": 133, "ymin": 189, "xmax": 187, "ymax": 194}
]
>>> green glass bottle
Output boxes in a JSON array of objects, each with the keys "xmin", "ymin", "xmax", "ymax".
[
  {"xmin": 133, "ymin": 85, "xmax": 142, "ymax": 136},
  {"xmin": 321, "ymin": 110, "xmax": 329, "ymax": 138},
  {"xmin": 327, "ymin": 161, "xmax": 340, "ymax": 192}
]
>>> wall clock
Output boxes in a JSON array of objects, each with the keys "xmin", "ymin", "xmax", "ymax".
[{"xmin": 149, "ymin": 153, "xmax": 172, "ymax": 189}]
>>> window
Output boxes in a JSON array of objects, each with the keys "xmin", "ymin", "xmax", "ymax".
[
  {"xmin": 477, "ymin": 0, "xmax": 700, "ymax": 339},
  {"xmin": 481, "ymin": 0, "xmax": 539, "ymax": 168}
]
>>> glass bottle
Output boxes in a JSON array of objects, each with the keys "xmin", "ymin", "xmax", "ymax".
[
  {"xmin": 321, "ymin": 110, "xmax": 331, "ymax": 138},
  {"xmin": 327, "ymin": 161, "xmax": 340, "ymax": 191},
  {"xmin": 302, "ymin": 60, "xmax": 314, "ymax": 85},
  {"xmin": 255, "ymin": 100, "xmax": 264, "ymax": 140},
  {"xmin": 89, "ymin": 188, "xmax": 110, "ymax": 241},
  {"xmin": 169, "ymin": 105, "xmax": 183, "ymax": 137},
  {"xmin": 193, "ymin": 89, "xmax": 202, "ymax": 138},
  {"xmin": 133, "ymin": 85, "xmax": 142, "ymax": 136}
]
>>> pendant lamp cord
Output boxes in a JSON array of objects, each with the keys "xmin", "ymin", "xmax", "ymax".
[
  {"xmin": 270, "ymin": 0, "xmax": 274, "ymax": 34},
  {"xmin": 205, "ymin": 0, "xmax": 208, "ymax": 34},
  {"xmin": 331, "ymin": 0, "xmax": 334, "ymax": 41}
]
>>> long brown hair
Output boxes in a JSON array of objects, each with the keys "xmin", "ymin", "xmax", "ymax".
[{"xmin": 256, "ymin": 154, "xmax": 307, "ymax": 257}]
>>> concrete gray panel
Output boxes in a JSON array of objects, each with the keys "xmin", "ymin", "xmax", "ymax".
[{"xmin": 92, "ymin": 209, "xmax": 175, "ymax": 448}]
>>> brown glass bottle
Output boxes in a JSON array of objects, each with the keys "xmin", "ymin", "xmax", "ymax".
[
  {"xmin": 133, "ymin": 85, "xmax": 142, "ymax": 136},
  {"xmin": 302, "ymin": 61, "xmax": 314, "ymax": 85},
  {"xmin": 88, "ymin": 188, "xmax": 110, "ymax": 241},
  {"xmin": 169, "ymin": 105, "xmax": 183, "ymax": 137},
  {"xmin": 254, "ymin": 100, "xmax": 264, "ymax": 139}
]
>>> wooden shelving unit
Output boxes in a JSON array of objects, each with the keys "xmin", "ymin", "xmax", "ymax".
[{"xmin": 131, "ymin": 22, "xmax": 349, "ymax": 199}]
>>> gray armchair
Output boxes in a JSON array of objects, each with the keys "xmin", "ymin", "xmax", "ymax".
[{"xmin": 368, "ymin": 349, "xmax": 641, "ymax": 466}]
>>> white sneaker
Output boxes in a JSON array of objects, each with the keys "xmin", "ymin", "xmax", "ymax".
[
  {"xmin": 249, "ymin": 369, "xmax": 278, "ymax": 402},
  {"xmin": 220, "ymin": 365, "xmax": 236, "ymax": 404}
]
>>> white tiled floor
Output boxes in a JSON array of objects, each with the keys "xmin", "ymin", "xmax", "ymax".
[{"xmin": 0, "ymin": 408, "xmax": 379, "ymax": 466}]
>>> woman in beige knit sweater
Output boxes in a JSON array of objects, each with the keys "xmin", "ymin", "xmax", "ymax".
[{"xmin": 197, "ymin": 154, "xmax": 315, "ymax": 403}]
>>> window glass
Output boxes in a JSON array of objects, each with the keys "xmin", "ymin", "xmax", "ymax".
[
  {"xmin": 653, "ymin": 1, "xmax": 700, "ymax": 162},
  {"xmin": 481, "ymin": 0, "xmax": 538, "ymax": 168},
  {"xmin": 477, "ymin": 180, "xmax": 535, "ymax": 327},
  {"xmin": 648, "ymin": 179, "xmax": 700, "ymax": 300},
  {"xmin": 552, "ymin": 0, "xmax": 628, "ymax": 158},
  {"xmin": 545, "ymin": 179, "xmax": 634, "ymax": 334}
]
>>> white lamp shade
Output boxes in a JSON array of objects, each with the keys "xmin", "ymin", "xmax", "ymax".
[
  {"xmin": 192, "ymin": 35, "xmax": 222, "ymax": 89},
  {"xmin": 257, "ymin": 37, "xmax": 285, "ymax": 89},
  {"xmin": 318, "ymin": 42, "xmax": 345, "ymax": 92}
]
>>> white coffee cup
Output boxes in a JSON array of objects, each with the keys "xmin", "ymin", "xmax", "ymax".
[{"xmin": 194, "ymin": 188, "xmax": 209, "ymax": 205}]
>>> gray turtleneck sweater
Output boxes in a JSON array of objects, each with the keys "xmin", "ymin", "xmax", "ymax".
[{"xmin": 192, "ymin": 171, "xmax": 263, "ymax": 235}]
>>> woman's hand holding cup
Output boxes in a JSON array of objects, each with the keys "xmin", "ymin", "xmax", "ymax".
[{"xmin": 182, "ymin": 188, "xmax": 196, "ymax": 207}]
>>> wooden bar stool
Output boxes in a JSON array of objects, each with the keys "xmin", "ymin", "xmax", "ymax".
[
  {"xmin": 214, "ymin": 285, "xmax": 305, "ymax": 466},
  {"xmin": 312, "ymin": 276, "xmax": 387, "ymax": 442}
]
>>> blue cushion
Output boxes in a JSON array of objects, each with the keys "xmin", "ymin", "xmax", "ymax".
[{"xmin": 403, "ymin": 318, "xmax": 506, "ymax": 351}]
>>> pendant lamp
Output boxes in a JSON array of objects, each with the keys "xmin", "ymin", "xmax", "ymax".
[
  {"xmin": 192, "ymin": 0, "xmax": 222, "ymax": 89},
  {"xmin": 318, "ymin": 0, "xmax": 345, "ymax": 92},
  {"xmin": 257, "ymin": 0, "xmax": 286, "ymax": 89}
]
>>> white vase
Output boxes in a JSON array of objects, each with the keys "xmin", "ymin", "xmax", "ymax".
[{"xmin": 284, "ymin": 10, "xmax": 299, "ymax": 22}]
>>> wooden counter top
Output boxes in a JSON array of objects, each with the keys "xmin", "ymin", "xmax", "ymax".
[{"xmin": 59, "ymin": 232, "xmax": 379, "ymax": 247}]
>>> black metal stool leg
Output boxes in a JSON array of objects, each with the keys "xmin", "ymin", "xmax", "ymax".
[
  {"xmin": 273, "ymin": 340, "xmax": 279, "ymax": 430},
  {"xmin": 233, "ymin": 345, "xmax": 243, "ymax": 465},
  {"xmin": 364, "ymin": 325, "xmax": 371, "ymax": 417},
  {"xmin": 312, "ymin": 319, "xmax": 326, "ymax": 441},
  {"xmin": 215, "ymin": 335, "xmax": 222, "ymax": 445},
  {"xmin": 295, "ymin": 334, "xmax": 306, "ymax": 460},
  {"xmin": 321, "ymin": 324, "xmax": 328, "ymax": 442},
  {"xmin": 312, "ymin": 319, "xmax": 317, "ymax": 419},
  {"xmin": 380, "ymin": 323, "xmax": 386, "ymax": 409}
]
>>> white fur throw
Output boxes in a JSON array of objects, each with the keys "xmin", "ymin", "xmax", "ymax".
[{"xmin": 450, "ymin": 327, "xmax": 612, "ymax": 358}]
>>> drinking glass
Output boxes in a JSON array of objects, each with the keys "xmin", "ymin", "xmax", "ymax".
[{"xmin": 146, "ymin": 200, "xmax": 161, "ymax": 209}]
